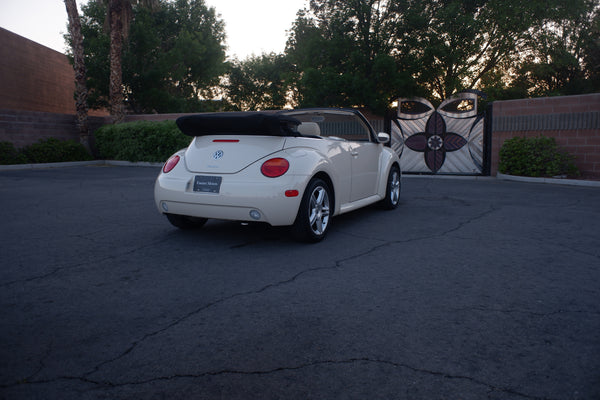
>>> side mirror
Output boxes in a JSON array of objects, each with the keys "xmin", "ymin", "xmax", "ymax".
[{"xmin": 377, "ymin": 132, "xmax": 390, "ymax": 144}]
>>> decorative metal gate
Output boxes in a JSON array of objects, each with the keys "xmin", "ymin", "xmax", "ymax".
[{"xmin": 390, "ymin": 92, "xmax": 488, "ymax": 175}]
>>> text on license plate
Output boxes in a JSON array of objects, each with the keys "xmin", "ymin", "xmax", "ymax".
[{"xmin": 193, "ymin": 175, "xmax": 222, "ymax": 193}]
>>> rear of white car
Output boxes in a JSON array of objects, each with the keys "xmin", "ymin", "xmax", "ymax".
[
  {"xmin": 154, "ymin": 109, "xmax": 401, "ymax": 242},
  {"xmin": 155, "ymin": 135, "xmax": 312, "ymax": 226}
]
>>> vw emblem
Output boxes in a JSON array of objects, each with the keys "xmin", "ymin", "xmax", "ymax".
[{"xmin": 213, "ymin": 150, "xmax": 224, "ymax": 160}]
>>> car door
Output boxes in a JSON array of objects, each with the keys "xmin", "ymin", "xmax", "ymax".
[
  {"xmin": 349, "ymin": 140, "xmax": 380, "ymax": 201},
  {"xmin": 327, "ymin": 114, "xmax": 381, "ymax": 202},
  {"xmin": 285, "ymin": 109, "xmax": 381, "ymax": 203}
]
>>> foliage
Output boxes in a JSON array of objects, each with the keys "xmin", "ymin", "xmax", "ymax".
[
  {"xmin": 0, "ymin": 142, "xmax": 28, "ymax": 164},
  {"xmin": 284, "ymin": 0, "xmax": 599, "ymax": 110},
  {"xmin": 225, "ymin": 53, "xmax": 292, "ymax": 110},
  {"xmin": 0, "ymin": 139, "xmax": 93, "ymax": 165},
  {"xmin": 22, "ymin": 138, "xmax": 94, "ymax": 163},
  {"xmin": 285, "ymin": 4, "xmax": 421, "ymax": 114},
  {"xmin": 74, "ymin": 0, "xmax": 227, "ymax": 113},
  {"xmin": 94, "ymin": 120, "xmax": 191, "ymax": 162},
  {"xmin": 508, "ymin": 0, "xmax": 600, "ymax": 97},
  {"xmin": 75, "ymin": 0, "xmax": 111, "ymax": 110},
  {"xmin": 499, "ymin": 136, "xmax": 579, "ymax": 178},
  {"xmin": 69, "ymin": 0, "xmax": 599, "ymax": 113}
]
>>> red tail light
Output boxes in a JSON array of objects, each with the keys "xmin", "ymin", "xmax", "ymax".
[
  {"xmin": 261, "ymin": 158, "xmax": 289, "ymax": 178},
  {"xmin": 163, "ymin": 155, "xmax": 180, "ymax": 173}
]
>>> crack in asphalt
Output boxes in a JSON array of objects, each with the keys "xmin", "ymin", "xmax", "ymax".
[
  {"xmin": 0, "ymin": 236, "xmax": 174, "ymax": 289},
  {"xmin": 3, "ymin": 357, "xmax": 559, "ymax": 400},
  {"xmin": 4, "ymin": 205, "xmax": 501, "ymax": 387},
  {"xmin": 19, "ymin": 341, "xmax": 54, "ymax": 384},
  {"xmin": 548, "ymin": 241, "xmax": 600, "ymax": 260},
  {"xmin": 1, "ymin": 205, "xmax": 552, "ymax": 399},
  {"xmin": 338, "ymin": 204, "xmax": 498, "ymax": 245},
  {"xmin": 78, "ymin": 205, "xmax": 499, "ymax": 378}
]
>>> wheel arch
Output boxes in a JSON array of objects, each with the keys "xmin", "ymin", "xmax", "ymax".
[
  {"xmin": 311, "ymin": 171, "xmax": 336, "ymax": 215},
  {"xmin": 378, "ymin": 152, "xmax": 401, "ymax": 196}
]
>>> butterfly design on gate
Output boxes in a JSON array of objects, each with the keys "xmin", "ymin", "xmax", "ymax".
[{"xmin": 390, "ymin": 92, "xmax": 485, "ymax": 174}]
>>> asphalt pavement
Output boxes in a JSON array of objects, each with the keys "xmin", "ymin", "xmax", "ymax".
[{"xmin": 1, "ymin": 166, "xmax": 599, "ymax": 400}]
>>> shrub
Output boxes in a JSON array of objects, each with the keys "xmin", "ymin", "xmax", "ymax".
[
  {"xmin": 21, "ymin": 138, "xmax": 93, "ymax": 163},
  {"xmin": 0, "ymin": 141, "xmax": 27, "ymax": 164},
  {"xmin": 94, "ymin": 120, "xmax": 191, "ymax": 162},
  {"xmin": 499, "ymin": 136, "xmax": 579, "ymax": 178},
  {"xmin": 1, "ymin": 139, "xmax": 91, "ymax": 165}
]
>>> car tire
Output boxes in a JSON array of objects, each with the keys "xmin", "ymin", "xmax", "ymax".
[
  {"xmin": 292, "ymin": 178, "xmax": 332, "ymax": 242},
  {"xmin": 380, "ymin": 165, "xmax": 401, "ymax": 210},
  {"xmin": 166, "ymin": 214, "xmax": 208, "ymax": 230}
]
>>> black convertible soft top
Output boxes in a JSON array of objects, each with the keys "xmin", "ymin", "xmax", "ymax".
[{"xmin": 176, "ymin": 112, "xmax": 301, "ymax": 137}]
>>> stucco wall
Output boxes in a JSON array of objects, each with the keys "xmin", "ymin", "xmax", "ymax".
[
  {"xmin": 0, "ymin": 28, "xmax": 78, "ymax": 114},
  {"xmin": 0, "ymin": 27, "xmax": 106, "ymax": 117}
]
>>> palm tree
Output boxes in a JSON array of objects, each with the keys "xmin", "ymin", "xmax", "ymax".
[
  {"xmin": 107, "ymin": 0, "xmax": 158, "ymax": 123},
  {"xmin": 64, "ymin": 0, "xmax": 90, "ymax": 150}
]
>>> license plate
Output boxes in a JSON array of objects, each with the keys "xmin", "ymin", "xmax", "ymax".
[{"xmin": 193, "ymin": 175, "xmax": 222, "ymax": 193}]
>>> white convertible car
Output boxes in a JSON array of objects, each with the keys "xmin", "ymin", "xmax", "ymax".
[{"xmin": 154, "ymin": 108, "xmax": 401, "ymax": 242}]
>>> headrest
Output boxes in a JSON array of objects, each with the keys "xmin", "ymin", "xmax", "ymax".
[{"xmin": 297, "ymin": 122, "xmax": 321, "ymax": 136}]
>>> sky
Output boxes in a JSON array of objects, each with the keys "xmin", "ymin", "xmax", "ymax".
[{"xmin": 0, "ymin": 0, "xmax": 308, "ymax": 59}]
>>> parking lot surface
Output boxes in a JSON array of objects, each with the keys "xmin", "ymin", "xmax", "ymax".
[{"xmin": 1, "ymin": 166, "xmax": 599, "ymax": 400}]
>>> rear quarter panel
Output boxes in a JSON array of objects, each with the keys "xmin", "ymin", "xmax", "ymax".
[{"xmin": 283, "ymin": 137, "xmax": 353, "ymax": 215}]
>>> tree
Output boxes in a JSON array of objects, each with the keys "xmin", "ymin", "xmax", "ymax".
[
  {"xmin": 287, "ymin": 0, "xmax": 599, "ymax": 107},
  {"xmin": 507, "ymin": 0, "xmax": 600, "ymax": 96},
  {"xmin": 225, "ymin": 53, "xmax": 291, "ymax": 110},
  {"xmin": 107, "ymin": 0, "xmax": 127, "ymax": 122},
  {"xmin": 392, "ymin": 0, "xmax": 574, "ymax": 101},
  {"xmin": 124, "ymin": 0, "xmax": 227, "ymax": 113},
  {"xmin": 64, "ymin": 0, "xmax": 90, "ymax": 151},
  {"xmin": 286, "ymin": 2, "xmax": 419, "ymax": 114},
  {"xmin": 75, "ymin": 0, "xmax": 227, "ymax": 114},
  {"xmin": 106, "ymin": 0, "xmax": 160, "ymax": 123},
  {"xmin": 78, "ymin": 0, "xmax": 110, "ymax": 111},
  {"xmin": 581, "ymin": 5, "xmax": 600, "ymax": 91}
]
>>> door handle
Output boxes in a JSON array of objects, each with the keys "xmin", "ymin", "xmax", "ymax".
[{"xmin": 351, "ymin": 151, "xmax": 359, "ymax": 157}]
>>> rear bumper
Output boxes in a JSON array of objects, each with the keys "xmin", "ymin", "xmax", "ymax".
[{"xmin": 154, "ymin": 172, "xmax": 307, "ymax": 226}]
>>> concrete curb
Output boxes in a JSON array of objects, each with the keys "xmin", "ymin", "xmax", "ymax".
[
  {"xmin": 496, "ymin": 172, "xmax": 600, "ymax": 188},
  {"xmin": 402, "ymin": 174, "xmax": 496, "ymax": 182},
  {"xmin": 403, "ymin": 173, "xmax": 600, "ymax": 187},
  {"xmin": 103, "ymin": 160, "xmax": 164, "ymax": 168},
  {"xmin": 0, "ymin": 160, "xmax": 163, "ymax": 171}
]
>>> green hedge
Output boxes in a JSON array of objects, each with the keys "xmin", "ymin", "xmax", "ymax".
[
  {"xmin": 94, "ymin": 120, "xmax": 191, "ymax": 162},
  {"xmin": 499, "ymin": 136, "xmax": 579, "ymax": 178},
  {"xmin": 0, "ymin": 139, "xmax": 92, "ymax": 165},
  {"xmin": 0, "ymin": 141, "xmax": 27, "ymax": 164}
]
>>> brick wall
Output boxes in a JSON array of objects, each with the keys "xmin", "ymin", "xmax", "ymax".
[
  {"xmin": 0, "ymin": 108, "xmax": 106, "ymax": 148},
  {"xmin": 491, "ymin": 93, "xmax": 600, "ymax": 179}
]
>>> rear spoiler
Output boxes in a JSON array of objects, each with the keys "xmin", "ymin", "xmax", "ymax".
[{"xmin": 176, "ymin": 112, "xmax": 301, "ymax": 137}]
